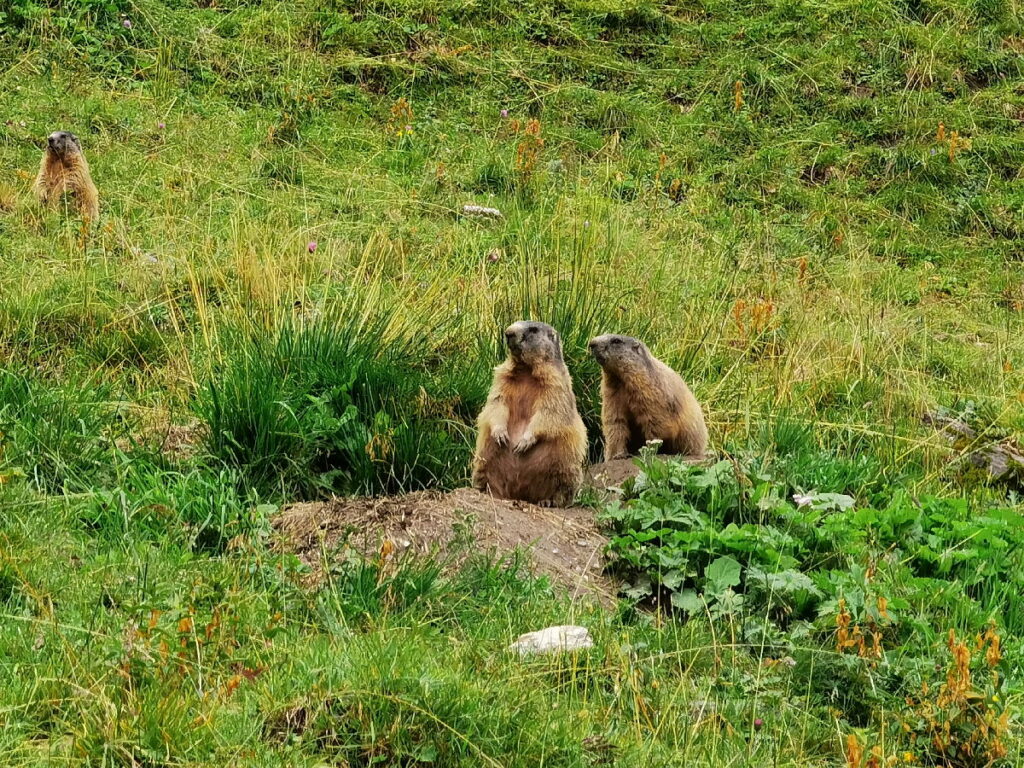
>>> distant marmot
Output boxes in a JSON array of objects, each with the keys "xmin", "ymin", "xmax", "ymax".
[
  {"xmin": 589, "ymin": 334, "xmax": 708, "ymax": 460},
  {"xmin": 34, "ymin": 131, "xmax": 99, "ymax": 221},
  {"xmin": 472, "ymin": 321, "xmax": 588, "ymax": 507}
]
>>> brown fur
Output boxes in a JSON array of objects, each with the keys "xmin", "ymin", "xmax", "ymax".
[
  {"xmin": 34, "ymin": 131, "xmax": 99, "ymax": 221},
  {"xmin": 472, "ymin": 321, "xmax": 588, "ymax": 507},
  {"xmin": 589, "ymin": 334, "xmax": 708, "ymax": 461}
]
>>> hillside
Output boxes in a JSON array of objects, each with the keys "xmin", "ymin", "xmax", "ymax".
[{"xmin": 1, "ymin": 0, "xmax": 1023, "ymax": 764}]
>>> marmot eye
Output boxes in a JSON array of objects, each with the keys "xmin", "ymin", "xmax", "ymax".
[
  {"xmin": 611, "ymin": 338, "xmax": 622, "ymax": 344},
  {"xmin": 528, "ymin": 326, "xmax": 538, "ymax": 334}
]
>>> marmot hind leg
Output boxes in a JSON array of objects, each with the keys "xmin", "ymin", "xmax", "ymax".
[{"xmin": 522, "ymin": 451, "xmax": 580, "ymax": 507}]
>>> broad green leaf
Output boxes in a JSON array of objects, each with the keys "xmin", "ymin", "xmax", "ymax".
[
  {"xmin": 670, "ymin": 589, "xmax": 702, "ymax": 613},
  {"xmin": 705, "ymin": 555, "xmax": 742, "ymax": 594}
]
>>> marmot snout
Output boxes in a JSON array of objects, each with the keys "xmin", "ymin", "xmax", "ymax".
[
  {"xmin": 589, "ymin": 334, "xmax": 650, "ymax": 370},
  {"xmin": 46, "ymin": 131, "xmax": 80, "ymax": 157},
  {"xmin": 504, "ymin": 321, "xmax": 564, "ymax": 365}
]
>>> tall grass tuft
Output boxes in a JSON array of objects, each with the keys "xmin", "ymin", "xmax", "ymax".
[{"xmin": 197, "ymin": 309, "xmax": 480, "ymax": 499}]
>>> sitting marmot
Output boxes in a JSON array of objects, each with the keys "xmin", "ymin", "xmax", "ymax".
[
  {"xmin": 472, "ymin": 321, "xmax": 588, "ymax": 507},
  {"xmin": 34, "ymin": 131, "xmax": 99, "ymax": 221},
  {"xmin": 588, "ymin": 334, "xmax": 708, "ymax": 460}
]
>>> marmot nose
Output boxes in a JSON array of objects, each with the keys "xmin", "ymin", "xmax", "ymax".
[{"xmin": 504, "ymin": 329, "xmax": 516, "ymax": 339}]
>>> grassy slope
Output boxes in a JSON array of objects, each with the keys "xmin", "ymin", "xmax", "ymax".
[{"xmin": 1, "ymin": 0, "xmax": 1023, "ymax": 764}]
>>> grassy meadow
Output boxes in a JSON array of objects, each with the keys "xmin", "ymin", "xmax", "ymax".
[{"xmin": 1, "ymin": 0, "xmax": 1023, "ymax": 764}]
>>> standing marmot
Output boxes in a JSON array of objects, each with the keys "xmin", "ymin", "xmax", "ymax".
[
  {"xmin": 34, "ymin": 131, "xmax": 99, "ymax": 221},
  {"xmin": 472, "ymin": 321, "xmax": 588, "ymax": 507},
  {"xmin": 588, "ymin": 334, "xmax": 708, "ymax": 460}
]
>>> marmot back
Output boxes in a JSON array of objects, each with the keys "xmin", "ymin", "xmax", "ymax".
[
  {"xmin": 589, "ymin": 334, "xmax": 708, "ymax": 460},
  {"xmin": 34, "ymin": 131, "xmax": 99, "ymax": 221},
  {"xmin": 472, "ymin": 321, "xmax": 588, "ymax": 507}
]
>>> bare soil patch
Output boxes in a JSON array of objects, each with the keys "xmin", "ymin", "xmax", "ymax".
[{"xmin": 272, "ymin": 487, "xmax": 615, "ymax": 603}]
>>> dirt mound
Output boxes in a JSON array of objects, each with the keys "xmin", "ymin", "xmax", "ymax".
[{"xmin": 272, "ymin": 488, "xmax": 614, "ymax": 603}]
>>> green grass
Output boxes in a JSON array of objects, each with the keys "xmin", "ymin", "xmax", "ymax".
[{"xmin": 1, "ymin": 0, "xmax": 1024, "ymax": 764}]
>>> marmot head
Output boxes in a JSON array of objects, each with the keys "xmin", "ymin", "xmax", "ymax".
[
  {"xmin": 46, "ymin": 131, "xmax": 83, "ymax": 159},
  {"xmin": 588, "ymin": 334, "xmax": 651, "ymax": 374},
  {"xmin": 504, "ymin": 321, "xmax": 563, "ymax": 367}
]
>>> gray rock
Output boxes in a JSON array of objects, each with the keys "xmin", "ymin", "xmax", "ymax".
[{"xmin": 924, "ymin": 411, "xmax": 1024, "ymax": 487}]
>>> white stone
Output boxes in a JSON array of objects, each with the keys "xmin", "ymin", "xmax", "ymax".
[
  {"xmin": 462, "ymin": 204, "xmax": 503, "ymax": 219},
  {"xmin": 508, "ymin": 625, "xmax": 594, "ymax": 656}
]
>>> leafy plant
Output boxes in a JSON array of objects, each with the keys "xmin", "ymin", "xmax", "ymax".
[
  {"xmin": 603, "ymin": 448, "xmax": 1024, "ymax": 638},
  {"xmin": 602, "ymin": 448, "xmax": 812, "ymax": 617}
]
